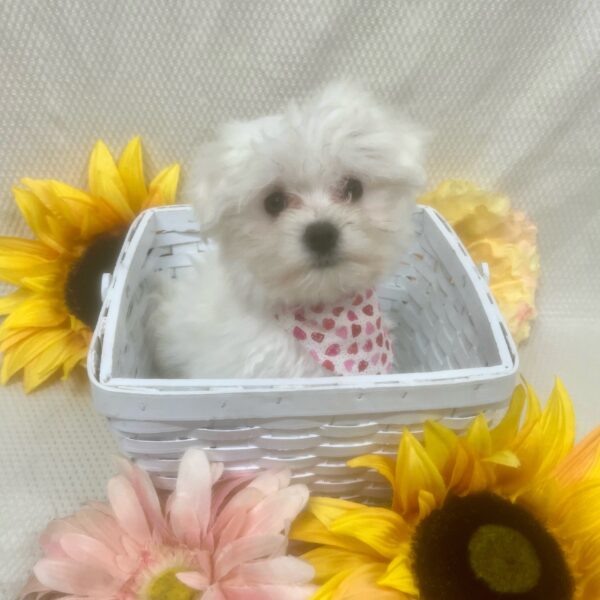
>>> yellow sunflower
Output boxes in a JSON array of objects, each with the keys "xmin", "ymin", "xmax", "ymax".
[
  {"xmin": 292, "ymin": 380, "xmax": 600, "ymax": 599},
  {"xmin": 419, "ymin": 180, "xmax": 540, "ymax": 344},
  {"xmin": 0, "ymin": 137, "xmax": 180, "ymax": 392}
]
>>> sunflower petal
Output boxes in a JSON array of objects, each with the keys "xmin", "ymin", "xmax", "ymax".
[
  {"xmin": 1, "ymin": 327, "xmax": 71, "ymax": 386},
  {"xmin": 302, "ymin": 547, "xmax": 375, "ymax": 584},
  {"xmin": 0, "ymin": 253, "xmax": 55, "ymax": 273},
  {"xmin": 0, "ymin": 288, "xmax": 30, "ymax": 315},
  {"xmin": 328, "ymin": 563, "xmax": 407, "ymax": 599},
  {"xmin": 12, "ymin": 187, "xmax": 68, "ymax": 254},
  {"xmin": 521, "ymin": 381, "xmax": 542, "ymax": 434},
  {"xmin": 1, "ymin": 295, "xmax": 68, "ymax": 330},
  {"xmin": 308, "ymin": 497, "xmax": 366, "ymax": 529},
  {"xmin": 93, "ymin": 173, "xmax": 135, "ymax": 224},
  {"xmin": 552, "ymin": 480, "xmax": 600, "ymax": 541},
  {"xmin": 309, "ymin": 568, "xmax": 357, "ymax": 600},
  {"xmin": 0, "ymin": 236, "xmax": 55, "ymax": 259},
  {"xmin": 537, "ymin": 378, "xmax": 575, "ymax": 474},
  {"xmin": 49, "ymin": 181, "xmax": 117, "ymax": 239},
  {"xmin": 22, "ymin": 332, "xmax": 79, "ymax": 392},
  {"xmin": 555, "ymin": 426, "xmax": 600, "ymax": 484},
  {"xmin": 61, "ymin": 343, "xmax": 87, "ymax": 378},
  {"xmin": 483, "ymin": 449, "xmax": 520, "ymax": 468},
  {"xmin": 19, "ymin": 273, "xmax": 63, "ymax": 293},
  {"xmin": 394, "ymin": 429, "xmax": 446, "ymax": 515},
  {"xmin": 118, "ymin": 137, "xmax": 147, "ymax": 212},
  {"xmin": 330, "ymin": 508, "xmax": 409, "ymax": 559},
  {"xmin": 466, "ymin": 415, "xmax": 492, "ymax": 456},
  {"xmin": 423, "ymin": 420, "xmax": 458, "ymax": 472},
  {"xmin": 20, "ymin": 179, "xmax": 81, "ymax": 243},
  {"xmin": 348, "ymin": 454, "xmax": 396, "ymax": 489},
  {"xmin": 490, "ymin": 384, "xmax": 526, "ymax": 452},
  {"xmin": 144, "ymin": 163, "xmax": 180, "ymax": 208},
  {"xmin": 290, "ymin": 511, "xmax": 375, "ymax": 556},
  {"xmin": 417, "ymin": 489, "xmax": 437, "ymax": 520},
  {"xmin": 88, "ymin": 141, "xmax": 134, "ymax": 223},
  {"xmin": 0, "ymin": 327, "xmax": 38, "ymax": 351},
  {"xmin": 377, "ymin": 550, "xmax": 418, "ymax": 595}
]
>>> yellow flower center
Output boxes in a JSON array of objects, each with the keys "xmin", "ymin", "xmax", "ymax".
[
  {"xmin": 468, "ymin": 524, "xmax": 541, "ymax": 594},
  {"xmin": 146, "ymin": 568, "xmax": 198, "ymax": 600}
]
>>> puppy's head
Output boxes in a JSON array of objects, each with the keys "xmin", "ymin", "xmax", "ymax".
[{"xmin": 188, "ymin": 82, "xmax": 426, "ymax": 306}]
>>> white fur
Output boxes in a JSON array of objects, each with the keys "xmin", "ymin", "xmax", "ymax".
[{"xmin": 151, "ymin": 82, "xmax": 426, "ymax": 378}]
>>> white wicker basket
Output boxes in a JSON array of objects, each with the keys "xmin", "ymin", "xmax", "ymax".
[{"xmin": 89, "ymin": 204, "xmax": 518, "ymax": 501}]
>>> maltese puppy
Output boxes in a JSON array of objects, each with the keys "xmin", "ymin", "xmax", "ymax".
[{"xmin": 151, "ymin": 83, "xmax": 425, "ymax": 379}]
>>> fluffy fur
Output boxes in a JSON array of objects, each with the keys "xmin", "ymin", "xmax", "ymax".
[{"xmin": 151, "ymin": 82, "xmax": 426, "ymax": 378}]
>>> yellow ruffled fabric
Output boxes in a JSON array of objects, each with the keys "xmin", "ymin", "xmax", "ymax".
[
  {"xmin": 292, "ymin": 380, "xmax": 600, "ymax": 599},
  {"xmin": 419, "ymin": 180, "xmax": 539, "ymax": 343},
  {"xmin": 0, "ymin": 138, "xmax": 180, "ymax": 392}
]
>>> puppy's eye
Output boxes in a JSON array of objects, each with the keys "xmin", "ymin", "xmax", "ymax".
[
  {"xmin": 343, "ymin": 177, "xmax": 363, "ymax": 202},
  {"xmin": 264, "ymin": 191, "xmax": 288, "ymax": 216}
]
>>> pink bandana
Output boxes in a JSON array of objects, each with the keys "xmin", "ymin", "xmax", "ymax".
[{"xmin": 276, "ymin": 289, "xmax": 394, "ymax": 375}]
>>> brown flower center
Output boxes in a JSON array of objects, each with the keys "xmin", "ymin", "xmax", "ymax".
[
  {"xmin": 64, "ymin": 232, "xmax": 126, "ymax": 327},
  {"xmin": 411, "ymin": 492, "xmax": 573, "ymax": 600}
]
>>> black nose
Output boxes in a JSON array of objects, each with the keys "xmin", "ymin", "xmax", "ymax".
[{"xmin": 303, "ymin": 221, "xmax": 339, "ymax": 255}]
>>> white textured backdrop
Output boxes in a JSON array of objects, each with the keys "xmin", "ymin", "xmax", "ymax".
[{"xmin": 1, "ymin": 1, "xmax": 599, "ymax": 596}]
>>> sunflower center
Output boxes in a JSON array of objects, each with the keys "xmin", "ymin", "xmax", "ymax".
[
  {"xmin": 411, "ymin": 492, "xmax": 573, "ymax": 600},
  {"xmin": 146, "ymin": 568, "xmax": 198, "ymax": 600},
  {"xmin": 468, "ymin": 524, "xmax": 541, "ymax": 593},
  {"xmin": 64, "ymin": 232, "xmax": 126, "ymax": 328}
]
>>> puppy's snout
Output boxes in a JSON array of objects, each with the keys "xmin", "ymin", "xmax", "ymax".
[{"xmin": 303, "ymin": 221, "xmax": 339, "ymax": 256}]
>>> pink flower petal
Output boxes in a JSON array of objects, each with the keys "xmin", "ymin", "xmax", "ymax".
[
  {"xmin": 211, "ymin": 462, "xmax": 225, "ymax": 485},
  {"xmin": 214, "ymin": 507, "xmax": 247, "ymax": 550},
  {"xmin": 18, "ymin": 575, "xmax": 47, "ymax": 598},
  {"xmin": 33, "ymin": 559, "xmax": 117, "ymax": 597},
  {"xmin": 242, "ymin": 485, "xmax": 309, "ymax": 537},
  {"xmin": 215, "ymin": 534, "xmax": 286, "ymax": 580},
  {"xmin": 169, "ymin": 449, "xmax": 213, "ymax": 545},
  {"xmin": 176, "ymin": 571, "xmax": 209, "ymax": 591},
  {"xmin": 118, "ymin": 457, "xmax": 168, "ymax": 538},
  {"xmin": 203, "ymin": 586, "xmax": 228, "ymax": 600},
  {"xmin": 223, "ymin": 584, "xmax": 316, "ymax": 600},
  {"xmin": 212, "ymin": 487, "xmax": 263, "ymax": 542},
  {"xmin": 227, "ymin": 556, "xmax": 315, "ymax": 585},
  {"xmin": 213, "ymin": 470, "xmax": 290, "ymax": 538},
  {"xmin": 59, "ymin": 533, "xmax": 122, "ymax": 578},
  {"xmin": 211, "ymin": 473, "xmax": 254, "ymax": 519},
  {"xmin": 72, "ymin": 509, "xmax": 126, "ymax": 555},
  {"xmin": 248, "ymin": 469, "xmax": 291, "ymax": 496},
  {"xmin": 39, "ymin": 520, "xmax": 81, "ymax": 559},
  {"xmin": 107, "ymin": 475, "xmax": 151, "ymax": 545}
]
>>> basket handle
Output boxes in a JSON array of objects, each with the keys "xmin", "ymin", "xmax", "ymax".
[
  {"xmin": 478, "ymin": 262, "xmax": 490, "ymax": 284},
  {"xmin": 101, "ymin": 273, "xmax": 112, "ymax": 302}
]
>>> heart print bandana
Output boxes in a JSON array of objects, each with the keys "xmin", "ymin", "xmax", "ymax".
[{"xmin": 276, "ymin": 289, "xmax": 394, "ymax": 375}]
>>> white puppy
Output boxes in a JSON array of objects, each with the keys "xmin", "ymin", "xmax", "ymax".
[{"xmin": 151, "ymin": 83, "xmax": 425, "ymax": 379}]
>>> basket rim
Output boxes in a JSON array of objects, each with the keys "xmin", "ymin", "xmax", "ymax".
[{"xmin": 88, "ymin": 204, "xmax": 519, "ymax": 393}]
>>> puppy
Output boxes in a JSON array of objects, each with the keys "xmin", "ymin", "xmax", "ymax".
[{"xmin": 151, "ymin": 83, "xmax": 425, "ymax": 379}]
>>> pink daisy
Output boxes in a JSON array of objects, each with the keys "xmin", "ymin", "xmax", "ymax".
[{"xmin": 21, "ymin": 448, "xmax": 315, "ymax": 600}]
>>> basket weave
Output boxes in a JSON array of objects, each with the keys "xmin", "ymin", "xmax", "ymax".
[{"xmin": 89, "ymin": 204, "xmax": 517, "ymax": 501}]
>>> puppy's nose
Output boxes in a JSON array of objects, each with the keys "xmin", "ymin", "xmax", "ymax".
[{"xmin": 303, "ymin": 221, "xmax": 339, "ymax": 255}]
